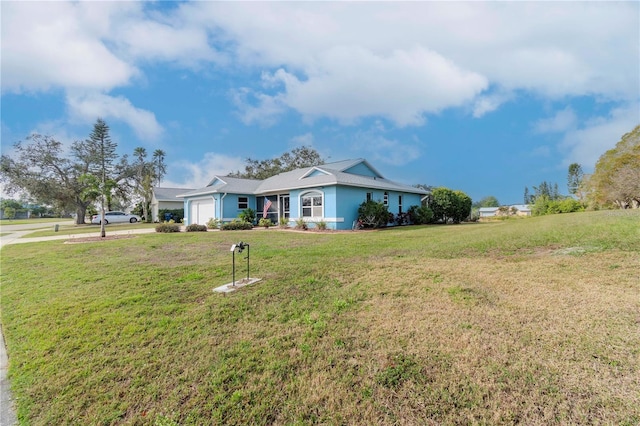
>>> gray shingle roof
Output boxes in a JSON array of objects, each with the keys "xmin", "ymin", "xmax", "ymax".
[
  {"xmin": 178, "ymin": 176, "xmax": 262, "ymax": 197},
  {"xmin": 180, "ymin": 159, "xmax": 428, "ymax": 197},
  {"xmin": 153, "ymin": 187, "xmax": 195, "ymax": 201}
]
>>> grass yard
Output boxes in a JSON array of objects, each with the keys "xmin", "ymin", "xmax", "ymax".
[
  {"xmin": 23, "ymin": 222, "xmax": 158, "ymax": 238},
  {"xmin": 1, "ymin": 210, "xmax": 639, "ymax": 425},
  {"xmin": 0, "ymin": 218, "xmax": 65, "ymax": 226}
]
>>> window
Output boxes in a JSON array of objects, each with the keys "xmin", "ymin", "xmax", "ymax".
[
  {"xmin": 366, "ymin": 192, "xmax": 373, "ymax": 202},
  {"xmin": 383, "ymin": 192, "xmax": 389, "ymax": 206},
  {"xmin": 398, "ymin": 195, "xmax": 403, "ymax": 214},
  {"xmin": 238, "ymin": 197, "xmax": 248, "ymax": 209},
  {"xmin": 301, "ymin": 192, "xmax": 323, "ymax": 217}
]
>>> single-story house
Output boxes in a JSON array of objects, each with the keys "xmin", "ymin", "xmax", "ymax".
[
  {"xmin": 479, "ymin": 204, "xmax": 532, "ymax": 218},
  {"xmin": 151, "ymin": 187, "xmax": 194, "ymax": 222},
  {"xmin": 478, "ymin": 207, "xmax": 499, "ymax": 218},
  {"xmin": 510, "ymin": 204, "xmax": 532, "ymax": 216},
  {"xmin": 178, "ymin": 158, "xmax": 430, "ymax": 230}
]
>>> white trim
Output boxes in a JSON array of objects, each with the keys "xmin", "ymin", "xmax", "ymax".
[
  {"xmin": 299, "ymin": 166, "xmax": 332, "ymax": 179},
  {"xmin": 290, "ymin": 217, "xmax": 344, "ymax": 223},
  {"xmin": 220, "ymin": 193, "xmax": 227, "ymax": 221},
  {"xmin": 300, "ymin": 190, "xmax": 324, "ymax": 219},
  {"xmin": 238, "ymin": 196, "xmax": 249, "ymax": 210},
  {"xmin": 206, "ymin": 175, "xmax": 227, "ymax": 187},
  {"xmin": 340, "ymin": 158, "xmax": 384, "ymax": 178}
]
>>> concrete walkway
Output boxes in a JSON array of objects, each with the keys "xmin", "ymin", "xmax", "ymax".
[{"xmin": 0, "ymin": 222, "xmax": 156, "ymax": 425}]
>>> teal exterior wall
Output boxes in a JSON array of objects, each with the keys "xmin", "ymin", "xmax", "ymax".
[
  {"xmin": 221, "ymin": 193, "xmax": 257, "ymax": 221},
  {"xmin": 288, "ymin": 186, "xmax": 340, "ymax": 229},
  {"xmin": 287, "ymin": 185, "xmax": 424, "ymax": 230},
  {"xmin": 334, "ymin": 185, "xmax": 424, "ymax": 229},
  {"xmin": 183, "ymin": 193, "xmax": 258, "ymax": 225},
  {"xmin": 184, "ymin": 186, "xmax": 424, "ymax": 229}
]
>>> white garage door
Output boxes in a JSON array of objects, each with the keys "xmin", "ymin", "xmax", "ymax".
[{"xmin": 190, "ymin": 198, "xmax": 215, "ymax": 225}]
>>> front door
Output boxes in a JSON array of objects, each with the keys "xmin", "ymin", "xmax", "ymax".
[{"xmin": 280, "ymin": 195, "xmax": 290, "ymax": 219}]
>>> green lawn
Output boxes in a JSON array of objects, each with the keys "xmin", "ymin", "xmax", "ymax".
[
  {"xmin": 0, "ymin": 218, "xmax": 66, "ymax": 226},
  {"xmin": 23, "ymin": 222, "xmax": 157, "ymax": 238},
  {"xmin": 1, "ymin": 210, "xmax": 639, "ymax": 425}
]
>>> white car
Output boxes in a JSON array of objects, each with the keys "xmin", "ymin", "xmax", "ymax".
[{"xmin": 91, "ymin": 211, "xmax": 141, "ymax": 224}]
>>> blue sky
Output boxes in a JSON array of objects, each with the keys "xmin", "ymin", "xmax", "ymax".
[{"xmin": 1, "ymin": 1, "xmax": 638, "ymax": 205}]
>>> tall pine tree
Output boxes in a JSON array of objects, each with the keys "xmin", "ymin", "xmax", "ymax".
[{"xmin": 88, "ymin": 119, "xmax": 118, "ymax": 237}]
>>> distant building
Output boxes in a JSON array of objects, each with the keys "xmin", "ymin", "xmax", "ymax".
[
  {"xmin": 151, "ymin": 187, "xmax": 193, "ymax": 222},
  {"xmin": 510, "ymin": 204, "xmax": 532, "ymax": 216},
  {"xmin": 478, "ymin": 207, "xmax": 499, "ymax": 218},
  {"xmin": 479, "ymin": 205, "xmax": 531, "ymax": 218}
]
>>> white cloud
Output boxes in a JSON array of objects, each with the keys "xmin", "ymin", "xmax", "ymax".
[
  {"xmin": 230, "ymin": 87, "xmax": 287, "ymax": 127},
  {"xmin": 2, "ymin": 1, "xmax": 638, "ymax": 136},
  {"xmin": 114, "ymin": 16, "xmax": 223, "ymax": 67},
  {"xmin": 179, "ymin": 2, "xmax": 638, "ymax": 124},
  {"xmin": 352, "ymin": 123, "xmax": 421, "ymax": 166},
  {"xmin": 165, "ymin": 153, "xmax": 245, "ymax": 189},
  {"xmin": 258, "ymin": 46, "xmax": 487, "ymax": 127},
  {"xmin": 1, "ymin": 2, "xmax": 138, "ymax": 93},
  {"xmin": 67, "ymin": 92, "xmax": 163, "ymax": 141},
  {"xmin": 472, "ymin": 91, "xmax": 513, "ymax": 118},
  {"xmin": 559, "ymin": 104, "xmax": 639, "ymax": 170},
  {"xmin": 534, "ymin": 107, "xmax": 578, "ymax": 134},
  {"xmin": 290, "ymin": 133, "xmax": 315, "ymax": 147}
]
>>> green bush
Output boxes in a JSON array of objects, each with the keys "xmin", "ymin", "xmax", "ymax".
[
  {"xmin": 155, "ymin": 223, "xmax": 181, "ymax": 233},
  {"xmin": 238, "ymin": 208, "xmax": 256, "ymax": 224},
  {"xmin": 559, "ymin": 198, "xmax": 584, "ymax": 213},
  {"xmin": 295, "ymin": 218, "xmax": 308, "ymax": 230},
  {"xmin": 430, "ymin": 187, "xmax": 472, "ymax": 223},
  {"xmin": 186, "ymin": 224, "xmax": 207, "ymax": 232},
  {"xmin": 533, "ymin": 196, "xmax": 584, "ymax": 216},
  {"xmin": 258, "ymin": 218, "xmax": 273, "ymax": 228},
  {"xmin": 279, "ymin": 216, "xmax": 289, "ymax": 227},
  {"xmin": 316, "ymin": 220, "xmax": 327, "ymax": 230},
  {"xmin": 206, "ymin": 218, "xmax": 221, "ymax": 229},
  {"xmin": 357, "ymin": 200, "xmax": 390, "ymax": 228},
  {"xmin": 407, "ymin": 205, "xmax": 434, "ymax": 224},
  {"xmin": 221, "ymin": 220, "xmax": 254, "ymax": 231}
]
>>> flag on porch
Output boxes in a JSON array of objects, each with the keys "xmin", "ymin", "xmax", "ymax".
[{"xmin": 263, "ymin": 197, "xmax": 272, "ymax": 218}]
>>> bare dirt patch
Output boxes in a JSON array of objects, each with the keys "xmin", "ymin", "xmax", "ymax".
[{"xmin": 64, "ymin": 234, "xmax": 137, "ymax": 244}]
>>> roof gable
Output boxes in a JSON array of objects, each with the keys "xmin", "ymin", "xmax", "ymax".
[
  {"xmin": 300, "ymin": 167, "xmax": 333, "ymax": 179},
  {"xmin": 207, "ymin": 176, "xmax": 227, "ymax": 187},
  {"xmin": 341, "ymin": 160, "xmax": 383, "ymax": 178}
]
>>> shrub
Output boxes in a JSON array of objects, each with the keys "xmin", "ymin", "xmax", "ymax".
[
  {"xmin": 357, "ymin": 200, "xmax": 390, "ymax": 228},
  {"xmin": 408, "ymin": 205, "xmax": 434, "ymax": 224},
  {"xmin": 279, "ymin": 216, "xmax": 289, "ymax": 227},
  {"xmin": 221, "ymin": 220, "xmax": 253, "ymax": 231},
  {"xmin": 559, "ymin": 198, "xmax": 584, "ymax": 213},
  {"xmin": 394, "ymin": 212, "xmax": 411, "ymax": 226},
  {"xmin": 430, "ymin": 187, "xmax": 472, "ymax": 223},
  {"xmin": 206, "ymin": 218, "xmax": 221, "ymax": 229},
  {"xmin": 258, "ymin": 218, "xmax": 273, "ymax": 228},
  {"xmin": 295, "ymin": 218, "xmax": 308, "ymax": 230},
  {"xmin": 155, "ymin": 223, "xmax": 181, "ymax": 233},
  {"xmin": 316, "ymin": 220, "xmax": 327, "ymax": 230},
  {"xmin": 186, "ymin": 224, "xmax": 207, "ymax": 232},
  {"xmin": 238, "ymin": 208, "xmax": 256, "ymax": 224}
]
